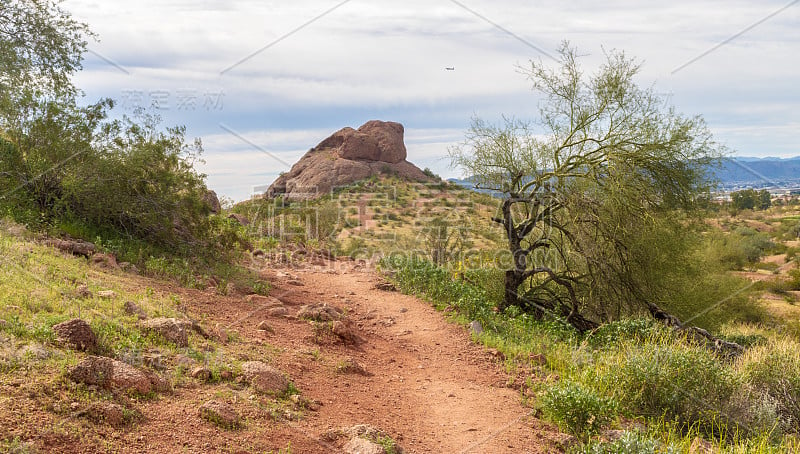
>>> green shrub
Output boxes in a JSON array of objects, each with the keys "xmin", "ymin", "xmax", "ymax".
[
  {"xmin": 585, "ymin": 319, "xmax": 662, "ymax": 349},
  {"xmin": 605, "ymin": 341, "xmax": 739, "ymax": 437},
  {"xmin": 754, "ymin": 278, "xmax": 792, "ymax": 295},
  {"xmin": 703, "ymin": 228, "xmax": 774, "ymax": 271},
  {"xmin": 721, "ymin": 333, "xmax": 768, "ymax": 349},
  {"xmin": 574, "ymin": 431, "xmax": 673, "ymax": 454},
  {"xmin": 540, "ymin": 380, "xmax": 619, "ymax": 439},
  {"xmin": 739, "ymin": 339, "xmax": 800, "ymax": 430},
  {"xmin": 787, "ymin": 269, "xmax": 800, "ymax": 291}
]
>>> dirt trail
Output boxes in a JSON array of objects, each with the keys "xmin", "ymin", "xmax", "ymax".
[
  {"xmin": 11, "ymin": 257, "xmax": 561, "ymax": 453},
  {"xmin": 273, "ymin": 262, "xmax": 553, "ymax": 453}
]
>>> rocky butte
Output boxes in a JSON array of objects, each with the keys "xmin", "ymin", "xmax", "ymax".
[{"xmin": 266, "ymin": 120, "xmax": 431, "ymax": 199}]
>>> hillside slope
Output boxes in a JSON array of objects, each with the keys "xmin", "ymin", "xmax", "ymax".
[{"xmin": 0, "ymin": 221, "xmax": 562, "ymax": 453}]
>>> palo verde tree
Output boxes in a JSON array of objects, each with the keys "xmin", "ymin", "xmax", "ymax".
[
  {"xmin": 450, "ymin": 43, "xmax": 723, "ymax": 332},
  {"xmin": 0, "ymin": 0, "xmax": 96, "ymax": 213},
  {"xmin": 0, "ymin": 1, "xmax": 229, "ymax": 256},
  {"xmin": 1, "ymin": 0, "xmax": 91, "ymax": 124}
]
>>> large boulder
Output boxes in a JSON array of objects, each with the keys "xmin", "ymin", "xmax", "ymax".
[
  {"xmin": 203, "ymin": 190, "xmax": 222, "ymax": 214},
  {"xmin": 297, "ymin": 303, "xmax": 343, "ymax": 322},
  {"xmin": 338, "ymin": 120, "xmax": 406, "ymax": 163},
  {"xmin": 266, "ymin": 120, "xmax": 430, "ymax": 199}
]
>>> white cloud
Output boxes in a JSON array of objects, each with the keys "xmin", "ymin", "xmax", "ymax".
[{"xmin": 61, "ymin": 0, "xmax": 800, "ymax": 200}]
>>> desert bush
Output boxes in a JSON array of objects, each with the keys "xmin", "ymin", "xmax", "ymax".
[
  {"xmin": 604, "ymin": 340, "xmax": 740, "ymax": 437},
  {"xmin": 703, "ymin": 228, "xmax": 775, "ymax": 271},
  {"xmin": 422, "ymin": 167, "xmax": 439, "ymax": 179},
  {"xmin": 1, "ymin": 105, "xmax": 245, "ymax": 266},
  {"xmin": 585, "ymin": 318, "xmax": 662, "ymax": 349},
  {"xmin": 338, "ymin": 236, "xmax": 366, "ymax": 258},
  {"xmin": 422, "ymin": 216, "xmax": 473, "ymax": 265},
  {"xmin": 753, "ymin": 278, "xmax": 792, "ymax": 296},
  {"xmin": 540, "ymin": 380, "xmax": 619, "ymax": 439},
  {"xmin": 738, "ymin": 339, "xmax": 800, "ymax": 431},
  {"xmin": 659, "ymin": 266, "xmax": 765, "ymax": 332},
  {"xmin": 721, "ymin": 333, "xmax": 768, "ymax": 349},
  {"xmin": 787, "ymin": 269, "xmax": 800, "ymax": 290},
  {"xmin": 574, "ymin": 431, "xmax": 673, "ymax": 454}
]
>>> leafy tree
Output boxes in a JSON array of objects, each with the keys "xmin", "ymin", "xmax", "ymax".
[
  {"xmin": 730, "ymin": 188, "xmax": 771, "ymax": 211},
  {"xmin": 0, "ymin": 1, "xmax": 234, "ymax": 257},
  {"xmin": 0, "ymin": 98, "xmax": 109, "ymax": 215},
  {"xmin": 758, "ymin": 189, "xmax": 771, "ymax": 210},
  {"xmin": 1, "ymin": 0, "xmax": 91, "ymax": 124},
  {"xmin": 62, "ymin": 109, "xmax": 212, "ymax": 248},
  {"xmin": 449, "ymin": 43, "xmax": 723, "ymax": 331},
  {"xmin": 1, "ymin": 0, "xmax": 95, "ymax": 214}
]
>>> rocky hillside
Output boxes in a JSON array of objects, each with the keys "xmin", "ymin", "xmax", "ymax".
[
  {"xmin": 0, "ymin": 220, "xmax": 561, "ymax": 453},
  {"xmin": 266, "ymin": 120, "xmax": 431, "ymax": 199}
]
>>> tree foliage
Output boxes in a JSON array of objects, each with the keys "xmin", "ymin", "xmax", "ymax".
[
  {"xmin": 450, "ymin": 43, "xmax": 724, "ymax": 331},
  {"xmin": 1, "ymin": 0, "xmax": 91, "ymax": 124},
  {"xmin": 0, "ymin": 1, "xmax": 233, "ymax": 257},
  {"xmin": 730, "ymin": 188, "xmax": 771, "ymax": 211}
]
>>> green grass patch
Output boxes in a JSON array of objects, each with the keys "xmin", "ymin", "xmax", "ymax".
[{"xmin": 385, "ymin": 256, "xmax": 800, "ymax": 451}]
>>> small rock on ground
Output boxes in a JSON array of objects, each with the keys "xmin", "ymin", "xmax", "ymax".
[
  {"xmin": 75, "ymin": 285, "xmax": 91, "ymax": 298},
  {"xmin": 191, "ymin": 366, "xmax": 212, "ymax": 381},
  {"xmin": 290, "ymin": 394, "xmax": 321, "ymax": 411},
  {"xmin": 52, "ymin": 318, "xmax": 97, "ymax": 352},
  {"xmin": 336, "ymin": 357, "xmax": 371, "ymax": 376},
  {"xmin": 69, "ymin": 355, "xmax": 169, "ymax": 395},
  {"xmin": 331, "ymin": 320, "xmax": 364, "ymax": 345},
  {"xmin": 257, "ymin": 321, "xmax": 274, "ymax": 333},
  {"xmin": 87, "ymin": 401, "xmax": 126, "ymax": 427},
  {"xmin": 343, "ymin": 437, "xmax": 385, "ymax": 454},
  {"xmin": 297, "ymin": 303, "xmax": 343, "ymax": 322},
  {"xmin": 123, "ymin": 301, "xmax": 147, "ymax": 320},
  {"xmin": 268, "ymin": 307, "xmax": 289, "ymax": 317},
  {"xmin": 89, "ymin": 253, "xmax": 119, "ymax": 269},
  {"xmin": 244, "ymin": 294, "xmax": 282, "ymax": 307},
  {"xmin": 139, "ymin": 318, "xmax": 192, "ymax": 347},
  {"xmin": 373, "ymin": 281, "xmax": 397, "ymax": 292},
  {"xmin": 199, "ymin": 400, "xmax": 240, "ymax": 429},
  {"xmin": 240, "ymin": 361, "xmax": 290, "ymax": 395}
]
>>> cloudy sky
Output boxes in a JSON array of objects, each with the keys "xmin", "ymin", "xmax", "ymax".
[{"xmin": 63, "ymin": 0, "xmax": 799, "ymax": 201}]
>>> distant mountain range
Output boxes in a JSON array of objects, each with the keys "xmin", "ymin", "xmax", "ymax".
[
  {"xmin": 711, "ymin": 157, "xmax": 800, "ymax": 189},
  {"xmin": 449, "ymin": 156, "xmax": 800, "ymax": 193}
]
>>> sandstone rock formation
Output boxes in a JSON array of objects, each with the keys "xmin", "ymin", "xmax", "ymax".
[
  {"xmin": 202, "ymin": 190, "xmax": 222, "ymax": 214},
  {"xmin": 266, "ymin": 120, "xmax": 430, "ymax": 199}
]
